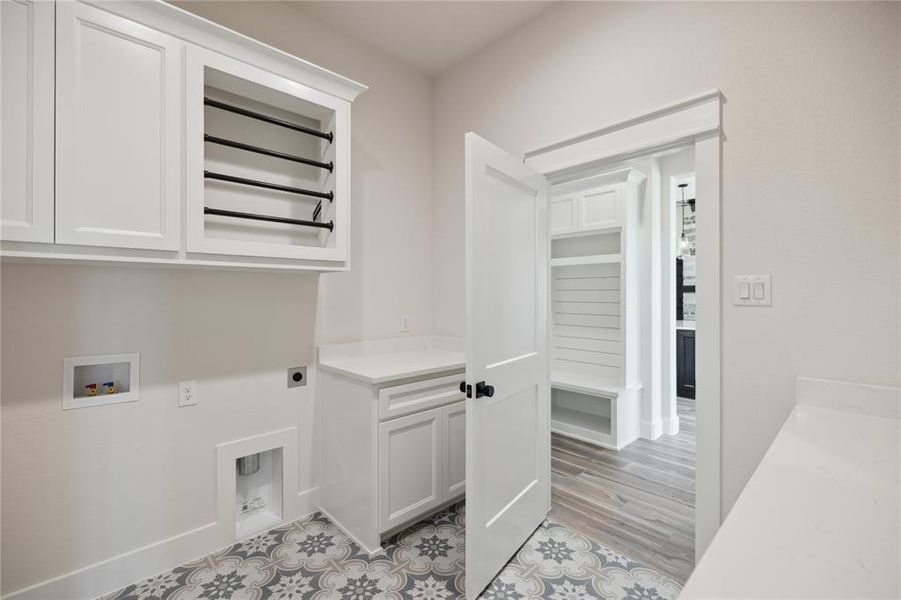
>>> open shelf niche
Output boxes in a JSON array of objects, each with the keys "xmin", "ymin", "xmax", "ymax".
[
  {"xmin": 549, "ymin": 168, "xmax": 645, "ymax": 450},
  {"xmin": 186, "ymin": 46, "xmax": 350, "ymax": 264}
]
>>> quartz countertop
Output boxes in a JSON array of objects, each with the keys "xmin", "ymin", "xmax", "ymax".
[
  {"xmin": 680, "ymin": 378, "xmax": 900, "ymax": 599},
  {"xmin": 318, "ymin": 336, "xmax": 464, "ymax": 385}
]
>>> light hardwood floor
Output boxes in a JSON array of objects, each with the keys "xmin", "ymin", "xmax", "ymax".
[{"xmin": 549, "ymin": 397, "xmax": 696, "ymax": 583}]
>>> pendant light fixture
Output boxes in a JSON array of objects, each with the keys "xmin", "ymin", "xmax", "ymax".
[{"xmin": 677, "ymin": 183, "xmax": 690, "ymax": 259}]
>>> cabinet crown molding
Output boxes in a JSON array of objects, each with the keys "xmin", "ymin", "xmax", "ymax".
[{"xmin": 87, "ymin": 0, "xmax": 369, "ymax": 102}]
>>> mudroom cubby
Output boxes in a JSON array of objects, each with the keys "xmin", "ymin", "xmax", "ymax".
[
  {"xmin": 185, "ymin": 45, "xmax": 350, "ymax": 264},
  {"xmin": 549, "ymin": 168, "xmax": 645, "ymax": 450}
]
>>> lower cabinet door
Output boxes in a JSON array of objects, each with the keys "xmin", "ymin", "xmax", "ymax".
[
  {"xmin": 443, "ymin": 402, "xmax": 466, "ymax": 499},
  {"xmin": 378, "ymin": 406, "xmax": 443, "ymax": 533},
  {"xmin": 676, "ymin": 329, "xmax": 696, "ymax": 399}
]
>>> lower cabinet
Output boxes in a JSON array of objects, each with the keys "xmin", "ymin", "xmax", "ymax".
[
  {"xmin": 378, "ymin": 401, "xmax": 465, "ymax": 533},
  {"xmin": 676, "ymin": 329, "xmax": 696, "ymax": 399},
  {"xmin": 319, "ymin": 359, "xmax": 466, "ymax": 553}
]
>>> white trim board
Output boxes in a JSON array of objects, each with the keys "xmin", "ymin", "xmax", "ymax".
[
  {"xmin": 525, "ymin": 90, "xmax": 721, "ymax": 178},
  {"xmin": 526, "ymin": 89, "xmax": 723, "ymax": 559}
]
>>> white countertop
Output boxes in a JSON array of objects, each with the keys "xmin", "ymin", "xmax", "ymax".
[
  {"xmin": 676, "ymin": 320, "xmax": 696, "ymax": 330},
  {"xmin": 318, "ymin": 336, "xmax": 464, "ymax": 385},
  {"xmin": 681, "ymin": 378, "xmax": 900, "ymax": 599}
]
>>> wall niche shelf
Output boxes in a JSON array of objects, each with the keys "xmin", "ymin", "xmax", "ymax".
[{"xmin": 62, "ymin": 353, "xmax": 139, "ymax": 410}]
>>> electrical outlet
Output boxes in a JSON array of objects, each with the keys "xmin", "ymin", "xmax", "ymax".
[
  {"xmin": 401, "ymin": 315, "xmax": 410, "ymax": 333},
  {"xmin": 179, "ymin": 380, "xmax": 197, "ymax": 407},
  {"xmin": 240, "ymin": 496, "xmax": 266, "ymax": 514}
]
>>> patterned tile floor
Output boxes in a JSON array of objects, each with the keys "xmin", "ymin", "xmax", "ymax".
[{"xmin": 102, "ymin": 503, "xmax": 682, "ymax": 599}]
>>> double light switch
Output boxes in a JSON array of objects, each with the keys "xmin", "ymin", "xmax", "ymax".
[{"xmin": 734, "ymin": 275, "xmax": 772, "ymax": 306}]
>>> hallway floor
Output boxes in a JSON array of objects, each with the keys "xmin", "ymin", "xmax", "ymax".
[
  {"xmin": 103, "ymin": 502, "xmax": 682, "ymax": 599},
  {"xmin": 550, "ymin": 398, "xmax": 696, "ymax": 583}
]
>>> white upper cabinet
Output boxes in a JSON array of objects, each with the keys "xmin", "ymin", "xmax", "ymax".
[
  {"xmin": 1, "ymin": 0, "xmax": 54, "ymax": 243},
  {"xmin": 0, "ymin": 1, "xmax": 365, "ymax": 270},
  {"xmin": 580, "ymin": 185, "xmax": 621, "ymax": 231},
  {"xmin": 550, "ymin": 184, "xmax": 623, "ymax": 237},
  {"xmin": 184, "ymin": 45, "xmax": 350, "ymax": 262},
  {"xmin": 550, "ymin": 195, "xmax": 578, "ymax": 236},
  {"xmin": 55, "ymin": 1, "xmax": 182, "ymax": 250}
]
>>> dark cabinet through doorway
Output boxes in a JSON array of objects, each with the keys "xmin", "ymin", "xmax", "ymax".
[{"xmin": 677, "ymin": 329, "xmax": 695, "ymax": 399}]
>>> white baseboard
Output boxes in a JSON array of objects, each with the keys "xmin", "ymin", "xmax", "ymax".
[
  {"xmin": 3, "ymin": 486, "xmax": 321, "ymax": 600},
  {"xmin": 797, "ymin": 377, "xmax": 900, "ymax": 420},
  {"xmin": 640, "ymin": 418, "xmax": 663, "ymax": 440},
  {"xmin": 3, "ymin": 522, "xmax": 219, "ymax": 600},
  {"xmin": 317, "ymin": 506, "xmax": 383, "ymax": 557},
  {"xmin": 297, "ymin": 485, "xmax": 321, "ymax": 516},
  {"xmin": 663, "ymin": 415, "xmax": 680, "ymax": 435}
]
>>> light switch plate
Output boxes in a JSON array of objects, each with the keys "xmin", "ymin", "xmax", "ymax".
[{"xmin": 734, "ymin": 275, "xmax": 772, "ymax": 306}]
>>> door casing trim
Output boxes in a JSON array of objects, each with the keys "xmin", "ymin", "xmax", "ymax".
[{"xmin": 524, "ymin": 89, "xmax": 723, "ymax": 559}]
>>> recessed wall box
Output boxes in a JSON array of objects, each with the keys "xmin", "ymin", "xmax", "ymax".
[{"xmin": 62, "ymin": 353, "xmax": 139, "ymax": 410}]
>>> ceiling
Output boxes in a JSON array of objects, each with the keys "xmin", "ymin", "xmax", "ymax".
[{"xmin": 284, "ymin": 1, "xmax": 555, "ymax": 76}]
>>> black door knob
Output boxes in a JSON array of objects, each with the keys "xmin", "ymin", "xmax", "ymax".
[{"xmin": 475, "ymin": 381, "xmax": 495, "ymax": 398}]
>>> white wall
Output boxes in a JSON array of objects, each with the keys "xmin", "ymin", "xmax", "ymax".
[
  {"xmin": 175, "ymin": 0, "xmax": 435, "ymax": 344},
  {"xmin": 0, "ymin": 2, "xmax": 434, "ymax": 594},
  {"xmin": 1, "ymin": 264, "xmax": 319, "ymax": 593},
  {"xmin": 431, "ymin": 1, "xmax": 901, "ymax": 511}
]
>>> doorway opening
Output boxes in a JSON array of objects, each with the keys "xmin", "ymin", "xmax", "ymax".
[{"xmin": 544, "ymin": 146, "xmax": 698, "ymax": 584}]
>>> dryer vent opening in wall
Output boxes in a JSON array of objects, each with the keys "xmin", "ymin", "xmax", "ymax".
[{"xmin": 235, "ymin": 448, "xmax": 284, "ymax": 538}]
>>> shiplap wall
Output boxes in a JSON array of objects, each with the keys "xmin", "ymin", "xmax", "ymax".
[{"xmin": 552, "ymin": 261, "xmax": 623, "ymax": 381}]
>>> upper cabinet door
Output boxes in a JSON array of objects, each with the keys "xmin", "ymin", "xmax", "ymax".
[
  {"xmin": 580, "ymin": 185, "xmax": 621, "ymax": 231},
  {"xmin": 55, "ymin": 2, "xmax": 182, "ymax": 250},
  {"xmin": 1, "ymin": 0, "xmax": 54, "ymax": 243},
  {"xmin": 549, "ymin": 195, "xmax": 578, "ymax": 236}
]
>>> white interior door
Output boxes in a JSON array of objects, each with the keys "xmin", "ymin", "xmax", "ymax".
[{"xmin": 464, "ymin": 132, "xmax": 550, "ymax": 599}]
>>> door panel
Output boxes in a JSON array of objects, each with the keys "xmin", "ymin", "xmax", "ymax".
[
  {"xmin": 1, "ymin": 0, "xmax": 54, "ymax": 242},
  {"xmin": 55, "ymin": 2, "xmax": 182, "ymax": 250},
  {"xmin": 677, "ymin": 329, "xmax": 696, "ymax": 399},
  {"xmin": 378, "ymin": 408, "xmax": 442, "ymax": 532},
  {"xmin": 465, "ymin": 132, "xmax": 550, "ymax": 599}
]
